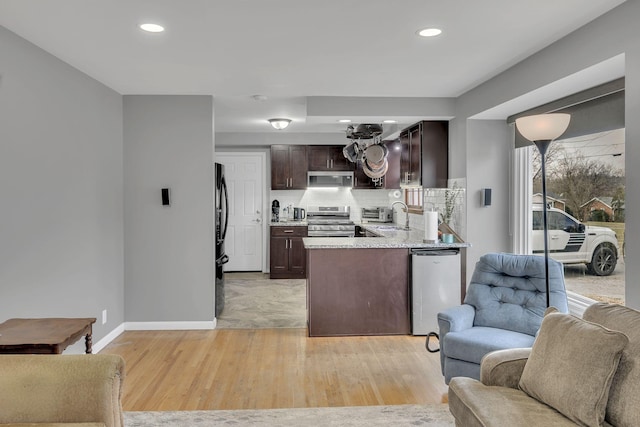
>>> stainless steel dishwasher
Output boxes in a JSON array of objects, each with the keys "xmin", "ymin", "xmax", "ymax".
[{"xmin": 411, "ymin": 248, "xmax": 461, "ymax": 335}]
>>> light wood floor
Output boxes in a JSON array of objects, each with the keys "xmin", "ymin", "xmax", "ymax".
[{"xmin": 100, "ymin": 328, "xmax": 448, "ymax": 411}]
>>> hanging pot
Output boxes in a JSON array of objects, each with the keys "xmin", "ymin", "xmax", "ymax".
[
  {"xmin": 364, "ymin": 144, "xmax": 386, "ymax": 169},
  {"xmin": 363, "ymin": 158, "xmax": 388, "ymax": 179},
  {"xmin": 342, "ymin": 142, "xmax": 359, "ymax": 163}
]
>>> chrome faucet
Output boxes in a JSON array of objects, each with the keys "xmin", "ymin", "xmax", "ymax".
[{"xmin": 391, "ymin": 201, "xmax": 410, "ymax": 230}]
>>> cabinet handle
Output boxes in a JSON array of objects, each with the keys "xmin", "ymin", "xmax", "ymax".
[
  {"xmin": 284, "ymin": 230, "xmax": 294, "ymax": 233},
  {"xmin": 326, "ymin": 159, "xmax": 330, "ymax": 168},
  {"xmin": 285, "ymin": 239, "xmax": 288, "ymax": 249},
  {"xmin": 330, "ymin": 159, "xmax": 334, "ymax": 168}
]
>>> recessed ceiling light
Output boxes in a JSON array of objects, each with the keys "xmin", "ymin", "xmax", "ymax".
[
  {"xmin": 417, "ymin": 28, "xmax": 442, "ymax": 37},
  {"xmin": 140, "ymin": 23, "xmax": 165, "ymax": 33},
  {"xmin": 383, "ymin": 120, "xmax": 397, "ymax": 124},
  {"xmin": 338, "ymin": 119, "xmax": 351, "ymax": 123}
]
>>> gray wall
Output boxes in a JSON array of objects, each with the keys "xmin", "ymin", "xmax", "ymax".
[
  {"xmin": 452, "ymin": 1, "xmax": 639, "ymax": 308},
  {"xmin": 0, "ymin": 26, "xmax": 124, "ymax": 341},
  {"xmin": 124, "ymin": 95, "xmax": 214, "ymax": 323},
  {"xmin": 463, "ymin": 120, "xmax": 513, "ymax": 263}
]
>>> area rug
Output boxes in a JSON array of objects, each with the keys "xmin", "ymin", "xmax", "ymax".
[
  {"xmin": 124, "ymin": 404, "xmax": 454, "ymax": 426},
  {"xmin": 216, "ymin": 272, "xmax": 307, "ymax": 329}
]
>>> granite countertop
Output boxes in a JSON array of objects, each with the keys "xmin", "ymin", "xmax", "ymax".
[
  {"xmin": 303, "ymin": 224, "xmax": 471, "ymax": 249},
  {"xmin": 270, "ymin": 220, "xmax": 308, "ymax": 226}
]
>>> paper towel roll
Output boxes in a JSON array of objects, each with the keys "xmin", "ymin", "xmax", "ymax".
[{"xmin": 424, "ymin": 211, "xmax": 439, "ymax": 242}]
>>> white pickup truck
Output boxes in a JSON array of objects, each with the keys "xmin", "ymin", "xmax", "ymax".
[{"xmin": 532, "ymin": 205, "xmax": 619, "ymax": 276}]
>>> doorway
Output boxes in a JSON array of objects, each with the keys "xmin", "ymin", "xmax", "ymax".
[{"xmin": 215, "ymin": 152, "xmax": 266, "ymax": 271}]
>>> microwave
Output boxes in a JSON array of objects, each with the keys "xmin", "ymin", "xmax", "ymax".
[
  {"xmin": 361, "ymin": 207, "xmax": 393, "ymax": 223},
  {"xmin": 307, "ymin": 171, "xmax": 353, "ymax": 188}
]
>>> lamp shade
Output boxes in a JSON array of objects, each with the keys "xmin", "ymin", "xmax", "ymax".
[
  {"xmin": 268, "ymin": 118, "xmax": 291, "ymax": 130},
  {"xmin": 515, "ymin": 113, "xmax": 571, "ymax": 142}
]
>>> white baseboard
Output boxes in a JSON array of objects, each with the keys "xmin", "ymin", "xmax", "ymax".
[
  {"xmin": 93, "ymin": 323, "xmax": 125, "ymax": 354},
  {"xmin": 124, "ymin": 319, "xmax": 217, "ymax": 331}
]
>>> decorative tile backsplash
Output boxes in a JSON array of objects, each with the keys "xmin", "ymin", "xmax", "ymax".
[
  {"xmin": 271, "ymin": 178, "xmax": 467, "ymax": 239},
  {"xmin": 269, "ymin": 188, "xmax": 404, "ymax": 222},
  {"xmin": 270, "ymin": 188, "xmax": 414, "ymax": 226}
]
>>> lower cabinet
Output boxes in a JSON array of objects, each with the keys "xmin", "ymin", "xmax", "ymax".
[
  {"xmin": 307, "ymin": 248, "xmax": 410, "ymax": 336},
  {"xmin": 270, "ymin": 226, "xmax": 308, "ymax": 279}
]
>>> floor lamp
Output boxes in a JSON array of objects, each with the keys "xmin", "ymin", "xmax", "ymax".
[{"xmin": 515, "ymin": 113, "xmax": 571, "ymax": 308}]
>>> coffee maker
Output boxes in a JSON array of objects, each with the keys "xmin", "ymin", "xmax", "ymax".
[{"xmin": 271, "ymin": 199, "xmax": 280, "ymax": 222}]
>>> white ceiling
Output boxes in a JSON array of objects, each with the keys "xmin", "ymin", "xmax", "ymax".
[{"xmin": 0, "ymin": 0, "xmax": 626, "ymax": 134}]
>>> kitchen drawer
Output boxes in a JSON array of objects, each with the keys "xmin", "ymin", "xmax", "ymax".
[{"xmin": 271, "ymin": 226, "xmax": 308, "ymax": 237}]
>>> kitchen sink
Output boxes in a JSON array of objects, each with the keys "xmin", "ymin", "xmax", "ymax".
[{"xmin": 368, "ymin": 225, "xmax": 406, "ymax": 231}]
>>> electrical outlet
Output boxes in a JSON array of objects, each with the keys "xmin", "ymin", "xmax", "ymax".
[{"xmin": 102, "ymin": 309, "xmax": 107, "ymax": 325}]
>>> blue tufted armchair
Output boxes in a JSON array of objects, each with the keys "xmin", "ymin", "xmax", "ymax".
[{"xmin": 437, "ymin": 253, "xmax": 568, "ymax": 384}]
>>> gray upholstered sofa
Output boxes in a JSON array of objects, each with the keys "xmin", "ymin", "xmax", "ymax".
[
  {"xmin": 438, "ymin": 253, "xmax": 568, "ymax": 384},
  {"xmin": 448, "ymin": 303, "xmax": 640, "ymax": 427}
]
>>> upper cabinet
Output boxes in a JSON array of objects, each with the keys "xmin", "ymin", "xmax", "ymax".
[
  {"xmin": 307, "ymin": 145, "xmax": 353, "ymax": 171},
  {"xmin": 271, "ymin": 145, "xmax": 308, "ymax": 190},
  {"xmin": 399, "ymin": 121, "xmax": 448, "ymax": 188},
  {"xmin": 269, "ymin": 124, "xmax": 446, "ymax": 190}
]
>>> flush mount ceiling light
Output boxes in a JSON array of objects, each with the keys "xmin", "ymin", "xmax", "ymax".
[
  {"xmin": 139, "ymin": 23, "xmax": 165, "ymax": 33},
  {"xmin": 268, "ymin": 118, "xmax": 291, "ymax": 130},
  {"xmin": 417, "ymin": 28, "xmax": 442, "ymax": 37}
]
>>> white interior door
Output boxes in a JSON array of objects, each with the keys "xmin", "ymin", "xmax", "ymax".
[{"xmin": 216, "ymin": 153, "xmax": 264, "ymax": 271}]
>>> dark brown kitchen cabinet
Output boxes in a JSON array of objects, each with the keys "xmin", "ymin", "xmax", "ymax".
[
  {"xmin": 307, "ymin": 145, "xmax": 352, "ymax": 171},
  {"xmin": 353, "ymin": 162, "xmax": 379, "ymax": 189},
  {"xmin": 307, "ymin": 247, "xmax": 410, "ymax": 336},
  {"xmin": 421, "ymin": 121, "xmax": 449, "ymax": 188},
  {"xmin": 271, "ymin": 145, "xmax": 308, "ymax": 190},
  {"xmin": 400, "ymin": 124, "xmax": 422, "ymax": 186},
  {"xmin": 270, "ymin": 226, "xmax": 308, "ymax": 279},
  {"xmin": 399, "ymin": 121, "xmax": 448, "ymax": 188}
]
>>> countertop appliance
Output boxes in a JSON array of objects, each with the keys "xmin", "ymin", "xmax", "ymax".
[
  {"xmin": 361, "ymin": 207, "xmax": 393, "ymax": 223},
  {"xmin": 293, "ymin": 207, "xmax": 306, "ymax": 220},
  {"xmin": 271, "ymin": 199, "xmax": 280, "ymax": 222},
  {"xmin": 307, "ymin": 206, "xmax": 355, "ymax": 237},
  {"xmin": 410, "ymin": 248, "xmax": 461, "ymax": 335},
  {"xmin": 215, "ymin": 163, "xmax": 230, "ymax": 316}
]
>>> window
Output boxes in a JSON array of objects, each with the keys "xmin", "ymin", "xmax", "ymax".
[
  {"xmin": 405, "ymin": 187, "xmax": 424, "ymax": 213},
  {"xmin": 520, "ymin": 129, "xmax": 626, "ymax": 305}
]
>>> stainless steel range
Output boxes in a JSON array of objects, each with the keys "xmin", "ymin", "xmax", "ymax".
[{"xmin": 307, "ymin": 206, "xmax": 355, "ymax": 237}]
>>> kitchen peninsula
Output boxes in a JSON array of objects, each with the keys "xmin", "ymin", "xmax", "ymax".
[{"xmin": 303, "ymin": 225, "xmax": 470, "ymax": 337}]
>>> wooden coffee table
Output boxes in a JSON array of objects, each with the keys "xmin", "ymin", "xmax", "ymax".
[{"xmin": 0, "ymin": 318, "xmax": 97, "ymax": 354}]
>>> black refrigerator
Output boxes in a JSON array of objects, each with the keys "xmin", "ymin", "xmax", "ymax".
[{"xmin": 215, "ymin": 163, "xmax": 229, "ymax": 316}]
